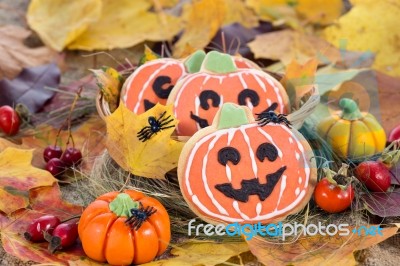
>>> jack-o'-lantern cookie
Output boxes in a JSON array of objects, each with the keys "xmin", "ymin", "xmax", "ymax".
[
  {"xmin": 167, "ymin": 51, "xmax": 290, "ymax": 136},
  {"xmin": 121, "ymin": 51, "xmax": 259, "ymax": 114},
  {"xmin": 178, "ymin": 103, "xmax": 317, "ymax": 225}
]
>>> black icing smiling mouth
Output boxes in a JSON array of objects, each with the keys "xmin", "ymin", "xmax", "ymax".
[
  {"xmin": 214, "ymin": 141, "xmax": 285, "ymax": 203},
  {"xmin": 214, "ymin": 166, "xmax": 287, "ymax": 202}
]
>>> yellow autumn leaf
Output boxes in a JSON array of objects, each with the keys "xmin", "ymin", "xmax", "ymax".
[
  {"xmin": 173, "ymin": 0, "xmax": 226, "ymax": 57},
  {"xmin": 105, "ymin": 103, "xmax": 183, "ymax": 179},
  {"xmin": 223, "ymin": 0, "xmax": 259, "ymax": 28},
  {"xmin": 91, "ymin": 66, "xmax": 123, "ymax": 112},
  {"xmin": 27, "ymin": 0, "xmax": 102, "ymax": 51},
  {"xmin": 157, "ymin": 0, "xmax": 180, "ymax": 8},
  {"xmin": 323, "ymin": 0, "xmax": 400, "ymax": 76},
  {"xmin": 248, "ymin": 29, "xmax": 340, "ymax": 64},
  {"xmin": 68, "ymin": 0, "xmax": 182, "ymax": 51},
  {"xmin": 0, "ymin": 148, "xmax": 57, "ymax": 214},
  {"xmin": 142, "ymin": 241, "xmax": 249, "ymax": 266},
  {"xmin": 139, "ymin": 45, "xmax": 161, "ymax": 66}
]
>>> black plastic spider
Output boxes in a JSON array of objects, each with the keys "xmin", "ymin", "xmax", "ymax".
[
  {"xmin": 125, "ymin": 203, "xmax": 157, "ymax": 230},
  {"xmin": 256, "ymin": 103, "xmax": 292, "ymax": 128},
  {"xmin": 137, "ymin": 111, "xmax": 174, "ymax": 142}
]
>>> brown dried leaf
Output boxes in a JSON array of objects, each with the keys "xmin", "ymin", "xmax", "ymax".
[{"xmin": 0, "ymin": 25, "xmax": 56, "ymax": 80}]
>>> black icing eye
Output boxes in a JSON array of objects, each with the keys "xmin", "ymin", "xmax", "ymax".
[
  {"xmin": 256, "ymin": 143, "xmax": 278, "ymax": 162},
  {"xmin": 199, "ymin": 90, "xmax": 220, "ymax": 110},
  {"xmin": 238, "ymin": 89, "xmax": 260, "ymax": 107},
  {"xmin": 218, "ymin": 147, "xmax": 241, "ymax": 166},
  {"xmin": 152, "ymin": 76, "xmax": 174, "ymax": 99}
]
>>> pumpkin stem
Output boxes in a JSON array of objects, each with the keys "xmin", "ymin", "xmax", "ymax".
[
  {"xmin": 109, "ymin": 193, "xmax": 140, "ymax": 217},
  {"xmin": 184, "ymin": 50, "xmax": 206, "ymax": 73},
  {"xmin": 201, "ymin": 51, "xmax": 237, "ymax": 74},
  {"xmin": 339, "ymin": 98, "xmax": 363, "ymax": 120}
]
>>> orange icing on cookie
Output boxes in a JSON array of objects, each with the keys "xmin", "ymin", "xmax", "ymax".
[
  {"xmin": 178, "ymin": 103, "xmax": 316, "ymax": 224},
  {"xmin": 122, "ymin": 58, "xmax": 186, "ymax": 114}
]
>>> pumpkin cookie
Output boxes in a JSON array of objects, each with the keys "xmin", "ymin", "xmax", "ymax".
[
  {"xmin": 178, "ymin": 103, "xmax": 317, "ymax": 225},
  {"xmin": 167, "ymin": 51, "xmax": 290, "ymax": 136}
]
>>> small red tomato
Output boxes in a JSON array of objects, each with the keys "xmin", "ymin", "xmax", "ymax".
[
  {"xmin": 314, "ymin": 178, "xmax": 354, "ymax": 213},
  {"xmin": 355, "ymin": 161, "xmax": 391, "ymax": 192},
  {"xmin": 389, "ymin": 125, "xmax": 400, "ymax": 142},
  {"xmin": 0, "ymin": 105, "xmax": 20, "ymax": 135}
]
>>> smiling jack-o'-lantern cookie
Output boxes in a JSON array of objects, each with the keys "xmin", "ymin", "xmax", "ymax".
[
  {"xmin": 167, "ymin": 51, "xmax": 290, "ymax": 136},
  {"xmin": 178, "ymin": 103, "xmax": 317, "ymax": 225}
]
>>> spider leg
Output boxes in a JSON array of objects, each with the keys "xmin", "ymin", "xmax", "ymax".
[
  {"xmin": 137, "ymin": 126, "xmax": 151, "ymax": 135},
  {"xmin": 138, "ymin": 130, "xmax": 155, "ymax": 141},
  {"xmin": 159, "ymin": 118, "xmax": 174, "ymax": 127},
  {"xmin": 157, "ymin": 111, "xmax": 167, "ymax": 121},
  {"xmin": 159, "ymin": 115, "xmax": 172, "ymax": 124}
]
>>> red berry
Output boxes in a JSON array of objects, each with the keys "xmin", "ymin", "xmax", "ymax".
[
  {"xmin": 24, "ymin": 215, "xmax": 61, "ymax": 242},
  {"xmin": 61, "ymin": 147, "xmax": 82, "ymax": 167},
  {"xmin": 46, "ymin": 158, "xmax": 66, "ymax": 177},
  {"xmin": 355, "ymin": 161, "xmax": 391, "ymax": 192},
  {"xmin": 48, "ymin": 222, "xmax": 79, "ymax": 253},
  {"xmin": 0, "ymin": 105, "xmax": 20, "ymax": 136},
  {"xmin": 43, "ymin": 145, "xmax": 63, "ymax": 162},
  {"xmin": 388, "ymin": 125, "xmax": 400, "ymax": 142}
]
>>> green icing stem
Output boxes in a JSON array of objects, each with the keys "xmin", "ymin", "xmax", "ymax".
[
  {"xmin": 184, "ymin": 50, "xmax": 206, "ymax": 73},
  {"xmin": 202, "ymin": 51, "xmax": 237, "ymax": 74},
  {"xmin": 109, "ymin": 193, "xmax": 140, "ymax": 217},
  {"xmin": 339, "ymin": 98, "xmax": 363, "ymax": 120},
  {"xmin": 217, "ymin": 103, "xmax": 250, "ymax": 129}
]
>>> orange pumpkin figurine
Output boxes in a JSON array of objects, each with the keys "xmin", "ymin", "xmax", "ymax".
[
  {"xmin": 78, "ymin": 190, "xmax": 170, "ymax": 265},
  {"xmin": 178, "ymin": 103, "xmax": 317, "ymax": 224},
  {"xmin": 168, "ymin": 51, "xmax": 290, "ymax": 136}
]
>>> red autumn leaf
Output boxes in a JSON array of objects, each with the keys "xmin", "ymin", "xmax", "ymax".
[
  {"xmin": 0, "ymin": 184, "xmax": 98, "ymax": 265},
  {"xmin": 21, "ymin": 117, "xmax": 106, "ymax": 176},
  {"xmin": 361, "ymin": 189, "xmax": 400, "ymax": 217},
  {"xmin": 0, "ymin": 147, "xmax": 56, "ymax": 214},
  {"xmin": 0, "ymin": 63, "xmax": 60, "ymax": 113}
]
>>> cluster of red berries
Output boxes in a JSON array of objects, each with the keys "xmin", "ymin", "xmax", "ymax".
[
  {"xmin": 44, "ymin": 146, "xmax": 82, "ymax": 178},
  {"xmin": 24, "ymin": 215, "xmax": 79, "ymax": 253},
  {"xmin": 0, "ymin": 105, "xmax": 20, "ymax": 136}
]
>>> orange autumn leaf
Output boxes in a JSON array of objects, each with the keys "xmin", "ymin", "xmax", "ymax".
[
  {"xmin": 281, "ymin": 58, "xmax": 318, "ymax": 108},
  {"xmin": 21, "ymin": 117, "xmax": 106, "ymax": 174},
  {"xmin": 0, "ymin": 147, "xmax": 56, "ymax": 214},
  {"xmin": 0, "ymin": 184, "xmax": 90, "ymax": 265},
  {"xmin": 105, "ymin": 103, "xmax": 183, "ymax": 179},
  {"xmin": 247, "ymin": 225, "xmax": 399, "ymax": 266}
]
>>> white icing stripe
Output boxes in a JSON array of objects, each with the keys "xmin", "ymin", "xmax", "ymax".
[
  {"xmin": 267, "ymin": 98, "xmax": 272, "ymax": 107},
  {"xmin": 195, "ymin": 96, "xmax": 201, "ymax": 131},
  {"xmin": 295, "ymin": 188, "xmax": 300, "ymax": 196},
  {"xmin": 233, "ymin": 201, "xmax": 250, "ymax": 220},
  {"xmin": 254, "ymin": 74, "xmax": 267, "ymax": 93},
  {"xmin": 227, "ymin": 129, "xmax": 235, "ymax": 145},
  {"xmin": 298, "ymin": 177, "xmax": 302, "ymax": 184},
  {"xmin": 273, "ymin": 84, "xmax": 284, "ymax": 113},
  {"xmin": 256, "ymin": 127, "xmax": 283, "ymax": 159},
  {"xmin": 192, "ymin": 195, "xmax": 243, "ymax": 222},
  {"xmin": 256, "ymin": 202, "xmax": 262, "ymax": 216},
  {"xmin": 295, "ymin": 152, "xmax": 300, "ymax": 161},
  {"xmin": 275, "ymin": 174, "xmax": 287, "ymax": 211},
  {"xmin": 202, "ymin": 133, "xmax": 229, "ymax": 215},
  {"xmin": 219, "ymin": 95, "xmax": 224, "ymax": 108},
  {"xmin": 132, "ymin": 61, "xmax": 183, "ymax": 113},
  {"xmin": 238, "ymin": 73, "xmax": 248, "ymax": 89},
  {"xmin": 225, "ymin": 164, "xmax": 232, "ymax": 182},
  {"xmin": 289, "ymin": 137, "xmax": 294, "ymax": 144},
  {"xmin": 240, "ymin": 127, "xmax": 257, "ymax": 178}
]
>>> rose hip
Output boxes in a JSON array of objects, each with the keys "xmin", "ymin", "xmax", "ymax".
[
  {"xmin": 47, "ymin": 222, "xmax": 79, "ymax": 253},
  {"xmin": 24, "ymin": 215, "xmax": 61, "ymax": 242}
]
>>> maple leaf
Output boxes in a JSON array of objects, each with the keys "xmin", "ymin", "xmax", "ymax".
[
  {"xmin": 27, "ymin": 0, "xmax": 102, "ymax": 51},
  {"xmin": 247, "ymin": 225, "xmax": 398, "ymax": 266},
  {"xmin": 248, "ymin": 29, "xmax": 340, "ymax": 65},
  {"xmin": 0, "ymin": 184, "xmax": 89, "ymax": 265},
  {"xmin": 323, "ymin": 0, "xmax": 400, "ymax": 76},
  {"xmin": 0, "ymin": 147, "xmax": 56, "ymax": 214},
  {"xmin": 281, "ymin": 59, "xmax": 318, "ymax": 108},
  {"xmin": 142, "ymin": 241, "xmax": 250, "ymax": 266},
  {"xmin": 91, "ymin": 67, "xmax": 123, "ymax": 113},
  {"xmin": 67, "ymin": 0, "xmax": 182, "ymax": 51},
  {"xmin": 105, "ymin": 103, "xmax": 184, "ymax": 179},
  {"xmin": 0, "ymin": 63, "xmax": 60, "ymax": 113},
  {"xmin": 0, "ymin": 25, "xmax": 56, "ymax": 80}
]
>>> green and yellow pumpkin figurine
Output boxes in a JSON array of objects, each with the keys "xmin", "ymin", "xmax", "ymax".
[{"xmin": 317, "ymin": 98, "xmax": 386, "ymax": 160}]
